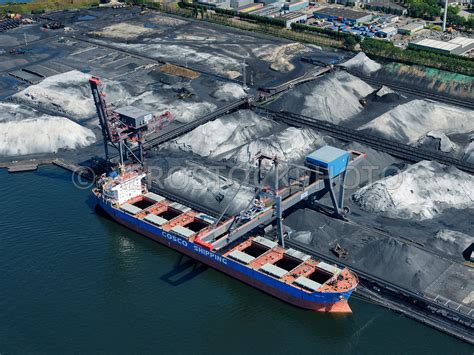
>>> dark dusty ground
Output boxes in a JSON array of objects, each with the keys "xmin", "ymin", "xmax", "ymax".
[
  {"xmin": 0, "ymin": 7, "xmax": 473, "ymax": 316},
  {"xmin": 44, "ymin": 6, "xmax": 343, "ymax": 86}
]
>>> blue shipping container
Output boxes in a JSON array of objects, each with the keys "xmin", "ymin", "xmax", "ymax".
[{"xmin": 305, "ymin": 145, "xmax": 349, "ymax": 178}]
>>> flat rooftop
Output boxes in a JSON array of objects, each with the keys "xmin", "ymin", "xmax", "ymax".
[
  {"xmin": 276, "ymin": 12, "xmax": 307, "ymax": 20},
  {"xmin": 412, "ymin": 38, "xmax": 460, "ymax": 52},
  {"xmin": 449, "ymin": 36, "xmax": 474, "ymax": 48},
  {"xmin": 367, "ymin": 0, "xmax": 406, "ymax": 11},
  {"xmin": 238, "ymin": 2, "xmax": 262, "ymax": 10},
  {"xmin": 399, "ymin": 21, "xmax": 425, "ymax": 30},
  {"xmin": 313, "ymin": 7, "xmax": 372, "ymax": 20},
  {"xmin": 411, "ymin": 36, "xmax": 474, "ymax": 55},
  {"xmin": 115, "ymin": 105, "xmax": 151, "ymax": 119},
  {"xmin": 249, "ymin": 4, "xmax": 282, "ymax": 15}
]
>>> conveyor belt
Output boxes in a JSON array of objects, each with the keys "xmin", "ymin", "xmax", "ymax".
[
  {"xmin": 260, "ymin": 108, "xmax": 474, "ymax": 174},
  {"xmin": 341, "ymin": 68, "xmax": 474, "ymax": 110},
  {"xmin": 144, "ymin": 98, "xmax": 250, "ymax": 148}
]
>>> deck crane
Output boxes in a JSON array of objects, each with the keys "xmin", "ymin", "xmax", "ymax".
[{"xmin": 89, "ymin": 76, "xmax": 173, "ymax": 172}]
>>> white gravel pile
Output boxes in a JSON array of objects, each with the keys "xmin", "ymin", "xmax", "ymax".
[
  {"xmin": 111, "ymin": 42, "xmax": 241, "ymax": 77},
  {"xmin": 0, "ymin": 102, "xmax": 95, "ymax": 156},
  {"xmin": 359, "ymin": 99, "xmax": 474, "ymax": 144},
  {"xmin": 90, "ymin": 23, "xmax": 155, "ymax": 39},
  {"xmin": 224, "ymin": 127, "xmax": 326, "ymax": 166},
  {"xmin": 352, "ymin": 160, "xmax": 474, "ymax": 220},
  {"xmin": 171, "ymin": 101, "xmax": 217, "ymax": 123},
  {"xmin": 128, "ymin": 90, "xmax": 216, "ymax": 124},
  {"xmin": 340, "ymin": 52, "xmax": 382, "ymax": 75},
  {"xmin": 211, "ymin": 83, "xmax": 247, "ymax": 102},
  {"xmin": 301, "ymin": 71, "xmax": 375, "ymax": 124},
  {"xmin": 11, "ymin": 70, "xmax": 128, "ymax": 120},
  {"xmin": 169, "ymin": 110, "xmax": 276, "ymax": 157},
  {"xmin": 170, "ymin": 111, "xmax": 327, "ymax": 166},
  {"xmin": 254, "ymin": 43, "xmax": 308, "ymax": 72},
  {"xmin": 163, "ymin": 164, "xmax": 254, "ymax": 215},
  {"xmin": 89, "ymin": 15, "xmax": 186, "ymax": 39}
]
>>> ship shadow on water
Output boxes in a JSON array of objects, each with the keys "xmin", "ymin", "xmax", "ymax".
[
  {"xmin": 95, "ymin": 205, "xmax": 209, "ymax": 285},
  {"xmin": 160, "ymin": 255, "xmax": 208, "ymax": 286}
]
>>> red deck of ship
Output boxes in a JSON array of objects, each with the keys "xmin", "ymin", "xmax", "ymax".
[
  {"xmin": 108, "ymin": 193, "xmax": 357, "ymax": 295},
  {"xmin": 224, "ymin": 237, "xmax": 357, "ymax": 294}
]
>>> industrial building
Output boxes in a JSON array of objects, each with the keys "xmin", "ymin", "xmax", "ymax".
[
  {"xmin": 195, "ymin": 0, "xmax": 230, "ymax": 9},
  {"xmin": 276, "ymin": 11, "xmax": 308, "ymax": 28},
  {"xmin": 283, "ymin": 0, "xmax": 309, "ymax": 12},
  {"xmin": 313, "ymin": 8, "xmax": 372, "ymax": 24},
  {"xmin": 397, "ymin": 21, "xmax": 425, "ymax": 35},
  {"xmin": 248, "ymin": 3, "xmax": 283, "ymax": 16},
  {"xmin": 409, "ymin": 36, "xmax": 474, "ymax": 55},
  {"xmin": 230, "ymin": 0, "xmax": 253, "ymax": 9},
  {"xmin": 376, "ymin": 26, "xmax": 397, "ymax": 38},
  {"xmin": 238, "ymin": 2, "xmax": 263, "ymax": 12},
  {"xmin": 364, "ymin": 0, "xmax": 407, "ymax": 15},
  {"xmin": 377, "ymin": 15, "xmax": 399, "ymax": 24},
  {"xmin": 449, "ymin": 36, "xmax": 474, "ymax": 54},
  {"xmin": 259, "ymin": 0, "xmax": 285, "ymax": 5},
  {"xmin": 114, "ymin": 106, "xmax": 152, "ymax": 129}
]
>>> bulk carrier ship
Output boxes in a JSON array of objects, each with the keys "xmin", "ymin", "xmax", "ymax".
[{"xmin": 89, "ymin": 77, "xmax": 363, "ymax": 313}]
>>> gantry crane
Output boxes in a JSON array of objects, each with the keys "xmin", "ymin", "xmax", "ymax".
[
  {"xmin": 89, "ymin": 76, "xmax": 173, "ymax": 171},
  {"xmin": 197, "ymin": 148, "xmax": 365, "ymax": 251}
]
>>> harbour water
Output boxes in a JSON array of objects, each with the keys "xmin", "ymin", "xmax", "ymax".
[
  {"xmin": 1, "ymin": 166, "xmax": 472, "ymax": 354},
  {"xmin": 0, "ymin": 0, "xmax": 32, "ymax": 4},
  {"xmin": 0, "ymin": 0, "xmax": 32, "ymax": 5}
]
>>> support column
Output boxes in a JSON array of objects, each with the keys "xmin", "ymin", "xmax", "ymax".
[{"xmin": 338, "ymin": 169, "xmax": 347, "ymax": 211}]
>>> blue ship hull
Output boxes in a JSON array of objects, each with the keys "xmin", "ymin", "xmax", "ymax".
[{"xmin": 96, "ymin": 196, "xmax": 355, "ymax": 311}]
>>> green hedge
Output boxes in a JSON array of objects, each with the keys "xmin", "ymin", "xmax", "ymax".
[
  {"xmin": 291, "ymin": 22, "xmax": 361, "ymax": 49},
  {"xmin": 213, "ymin": 7, "xmax": 235, "ymax": 16},
  {"xmin": 177, "ymin": 1, "xmax": 207, "ymax": 11}
]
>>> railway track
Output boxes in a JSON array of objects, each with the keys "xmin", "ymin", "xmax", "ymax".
[
  {"xmin": 259, "ymin": 66, "xmax": 332, "ymax": 96},
  {"xmin": 285, "ymin": 239, "xmax": 474, "ymax": 344},
  {"xmin": 344, "ymin": 69, "xmax": 474, "ymax": 110},
  {"xmin": 260, "ymin": 108, "xmax": 474, "ymax": 174}
]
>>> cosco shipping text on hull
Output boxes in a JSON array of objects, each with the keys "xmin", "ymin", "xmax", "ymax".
[{"xmin": 95, "ymin": 191, "xmax": 357, "ymax": 313}]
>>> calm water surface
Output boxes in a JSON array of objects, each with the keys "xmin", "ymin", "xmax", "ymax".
[
  {"xmin": 1, "ymin": 166, "xmax": 472, "ymax": 354},
  {"xmin": 0, "ymin": 0, "xmax": 32, "ymax": 4}
]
